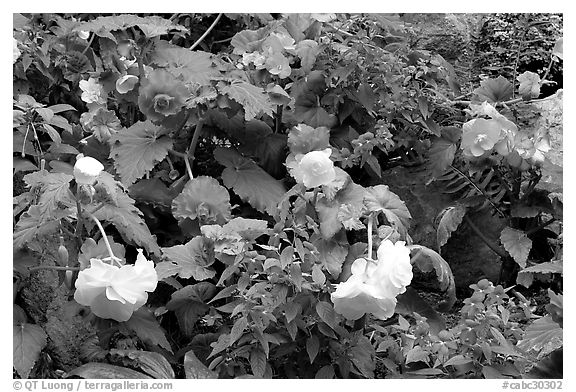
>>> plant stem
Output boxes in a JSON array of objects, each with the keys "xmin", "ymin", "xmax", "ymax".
[
  {"xmin": 367, "ymin": 213, "xmax": 374, "ymax": 261},
  {"xmin": 184, "ymin": 117, "xmax": 205, "ymax": 180},
  {"xmin": 463, "ymin": 215, "xmax": 508, "ymax": 259},
  {"xmin": 275, "ymin": 105, "xmax": 283, "ymax": 133},
  {"xmin": 74, "ymin": 199, "xmax": 84, "ymax": 248},
  {"xmin": 29, "ymin": 265, "xmax": 81, "ymax": 272},
  {"xmin": 81, "ymin": 32, "xmax": 96, "ymax": 55},
  {"xmin": 189, "ymin": 13, "xmax": 223, "ymax": 51},
  {"xmin": 85, "ymin": 211, "xmax": 120, "ymax": 266}
]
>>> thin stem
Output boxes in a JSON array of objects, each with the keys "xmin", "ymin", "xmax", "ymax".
[
  {"xmin": 275, "ymin": 105, "xmax": 283, "ymax": 134},
  {"xmin": 189, "ymin": 13, "xmax": 223, "ymax": 51},
  {"xmin": 30, "ymin": 123, "xmax": 43, "ymax": 159},
  {"xmin": 187, "ymin": 117, "xmax": 205, "ymax": 162},
  {"xmin": 81, "ymin": 32, "xmax": 96, "ymax": 55},
  {"xmin": 85, "ymin": 211, "xmax": 121, "ymax": 266},
  {"xmin": 184, "ymin": 157, "xmax": 194, "ymax": 181},
  {"xmin": 367, "ymin": 213, "xmax": 374, "ymax": 261},
  {"xmin": 540, "ymin": 51, "xmax": 556, "ymax": 87},
  {"xmin": 29, "ymin": 265, "xmax": 81, "ymax": 272},
  {"xmin": 463, "ymin": 215, "xmax": 508, "ymax": 259},
  {"xmin": 526, "ymin": 218, "xmax": 556, "ymax": 236},
  {"xmin": 74, "ymin": 199, "xmax": 84, "ymax": 248},
  {"xmin": 21, "ymin": 123, "xmax": 30, "ymax": 158}
]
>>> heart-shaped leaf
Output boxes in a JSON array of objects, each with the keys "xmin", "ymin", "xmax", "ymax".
[
  {"xmin": 13, "ymin": 323, "xmax": 47, "ymax": 378},
  {"xmin": 500, "ymin": 227, "xmax": 532, "ymax": 269}
]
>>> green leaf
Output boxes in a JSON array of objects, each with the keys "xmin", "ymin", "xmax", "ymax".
[
  {"xmin": 396, "ymin": 287, "xmax": 446, "ymax": 335},
  {"xmin": 160, "ymin": 236, "xmax": 216, "ymax": 281},
  {"xmin": 151, "ymin": 41, "xmax": 221, "ymax": 85},
  {"xmin": 93, "ymin": 181, "xmax": 161, "ymax": 256},
  {"xmin": 229, "ymin": 316, "xmax": 248, "ymax": 346},
  {"xmin": 47, "ymin": 104, "xmax": 76, "ymax": 114},
  {"xmin": 405, "ymin": 346, "xmax": 430, "ymax": 365},
  {"xmin": 356, "ymin": 83, "xmax": 376, "ymax": 112},
  {"xmin": 123, "ymin": 308, "xmax": 172, "ymax": 353},
  {"xmin": 294, "ymin": 89, "xmax": 338, "ymax": 128},
  {"xmin": 408, "ymin": 245, "xmax": 456, "ymax": 312},
  {"xmin": 428, "ymin": 137, "xmax": 458, "ymax": 178},
  {"xmin": 315, "ymin": 365, "xmax": 335, "ymax": 379},
  {"xmin": 129, "ymin": 178, "xmax": 178, "ymax": 210},
  {"xmin": 66, "ymin": 363, "xmax": 151, "ymax": 379},
  {"xmin": 436, "ymin": 204, "xmax": 467, "ymax": 251},
  {"xmin": 500, "ymin": 227, "xmax": 532, "ymax": 269},
  {"xmin": 443, "ymin": 355, "xmax": 473, "ymax": 367},
  {"xmin": 218, "ymin": 80, "xmax": 274, "ymax": 121},
  {"xmin": 516, "ymin": 315, "xmax": 563, "ymax": 360},
  {"xmin": 86, "ymin": 108, "xmax": 122, "ymax": 143},
  {"xmin": 75, "ymin": 15, "xmax": 187, "ymax": 42},
  {"xmin": 364, "ymin": 185, "xmax": 411, "ymax": 238},
  {"xmin": 214, "ymin": 147, "xmax": 286, "ymax": 216},
  {"xmin": 13, "ymin": 206, "xmax": 69, "ymax": 250},
  {"xmin": 473, "ymin": 76, "xmax": 513, "ymax": 104},
  {"xmin": 349, "ymin": 336, "xmax": 375, "ymax": 378},
  {"xmin": 13, "ymin": 157, "xmax": 38, "ymax": 174},
  {"xmin": 13, "ymin": 323, "xmax": 47, "ymax": 378},
  {"xmin": 306, "ymin": 335, "xmax": 320, "ymax": 364},
  {"xmin": 312, "ymin": 233, "xmax": 349, "ymax": 279},
  {"xmin": 315, "ymin": 179, "xmax": 365, "ymax": 239},
  {"xmin": 184, "ymin": 350, "xmax": 218, "ymax": 379},
  {"xmin": 110, "ymin": 349, "xmax": 174, "ymax": 379},
  {"xmin": 166, "ymin": 283, "xmax": 216, "ymax": 337},
  {"xmin": 172, "ymin": 176, "xmax": 232, "ymax": 225},
  {"xmin": 109, "ymin": 120, "xmax": 173, "ymax": 187},
  {"xmin": 23, "ymin": 171, "xmax": 75, "ymax": 216},
  {"xmin": 516, "ymin": 261, "xmax": 563, "ymax": 288},
  {"xmin": 78, "ymin": 236, "xmax": 126, "ymax": 269},
  {"xmin": 315, "ymin": 301, "xmax": 339, "ymax": 330},
  {"xmin": 249, "ymin": 347, "xmax": 267, "ymax": 378}
]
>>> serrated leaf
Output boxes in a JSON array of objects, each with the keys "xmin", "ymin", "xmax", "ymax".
[
  {"xmin": 473, "ymin": 76, "xmax": 513, "ymax": 104},
  {"xmin": 184, "ymin": 350, "xmax": 218, "ymax": 379},
  {"xmin": 500, "ymin": 227, "xmax": 532, "ymax": 269},
  {"xmin": 516, "ymin": 261, "xmax": 563, "ymax": 288},
  {"xmin": 306, "ymin": 335, "xmax": 320, "ymax": 363},
  {"xmin": 13, "ymin": 206, "xmax": 68, "ymax": 250},
  {"xmin": 408, "ymin": 245, "xmax": 456, "ymax": 312},
  {"xmin": 23, "ymin": 171, "xmax": 75, "ymax": 216},
  {"xmin": 109, "ymin": 120, "xmax": 173, "ymax": 187},
  {"xmin": 160, "ymin": 236, "xmax": 215, "ymax": 281},
  {"xmin": 315, "ymin": 301, "xmax": 339, "ymax": 330},
  {"xmin": 436, "ymin": 204, "xmax": 467, "ymax": 251},
  {"xmin": 214, "ymin": 147, "xmax": 286, "ymax": 216},
  {"xmin": 93, "ymin": 185, "xmax": 161, "ymax": 256},
  {"xmin": 13, "ymin": 323, "xmax": 47, "ymax": 378},
  {"xmin": 250, "ymin": 347, "xmax": 267, "ymax": 378},
  {"xmin": 110, "ymin": 349, "xmax": 174, "ymax": 378},
  {"xmin": 517, "ymin": 315, "xmax": 562, "ymax": 360},
  {"xmin": 313, "ymin": 234, "xmax": 349, "ymax": 278},
  {"xmin": 428, "ymin": 137, "xmax": 457, "ymax": 178},
  {"xmin": 87, "ymin": 108, "xmax": 122, "ymax": 143},
  {"xmin": 218, "ymin": 80, "xmax": 274, "ymax": 121},
  {"xmin": 66, "ymin": 363, "xmax": 151, "ymax": 378},
  {"xmin": 364, "ymin": 185, "xmax": 411, "ymax": 238},
  {"xmin": 123, "ymin": 308, "xmax": 172, "ymax": 353},
  {"xmin": 75, "ymin": 15, "xmax": 186, "ymax": 42},
  {"xmin": 172, "ymin": 176, "xmax": 232, "ymax": 225},
  {"xmin": 151, "ymin": 42, "xmax": 221, "ymax": 85}
]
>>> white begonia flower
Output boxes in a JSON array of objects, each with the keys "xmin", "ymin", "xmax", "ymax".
[
  {"xmin": 331, "ymin": 240, "xmax": 413, "ymax": 321},
  {"xmin": 116, "ymin": 74, "xmax": 139, "ymax": 94},
  {"xmin": 74, "ymin": 250, "xmax": 158, "ymax": 322},
  {"xmin": 79, "ymin": 77, "xmax": 106, "ymax": 104},
  {"xmin": 289, "ymin": 148, "xmax": 336, "ymax": 188},
  {"xmin": 13, "ymin": 38, "xmax": 21, "ymax": 64},
  {"xmin": 73, "ymin": 155, "xmax": 104, "ymax": 185},
  {"xmin": 78, "ymin": 31, "xmax": 90, "ymax": 40}
]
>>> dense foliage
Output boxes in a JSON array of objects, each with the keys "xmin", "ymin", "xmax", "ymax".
[{"xmin": 13, "ymin": 13, "xmax": 562, "ymax": 380}]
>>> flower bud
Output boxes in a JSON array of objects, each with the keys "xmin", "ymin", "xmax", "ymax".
[{"xmin": 74, "ymin": 156, "xmax": 104, "ymax": 185}]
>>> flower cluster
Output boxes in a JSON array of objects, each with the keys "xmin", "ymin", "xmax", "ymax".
[
  {"xmin": 461, "ymin": 102, "xmax": 550, "ymax": 169},
  {"xmin": 331, "ymin": 240, "xmax": 413, "ymax": 321},
  {"xmin": 74, "ymin": 250, "xmax": 158, "ymax": 322},
  {"xmin": 287, "ymin": 148, "xmax": 336, "ymax": 188}
]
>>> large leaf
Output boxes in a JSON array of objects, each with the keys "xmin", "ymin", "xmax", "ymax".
[
  {"xmin": 500, "ymin": 227, "xmax": 532, "ymax": 269},
  {"xmin": 159, "ymin": 236, "xmax": 216, "ymax": 281},
  {"xmin": 184, "ymin": 350, "xmax": 218, "ymax": 379},
  {"xmin": 436, "ymin": 204, "xmax": 467, "ymax": 251},
  {"xmin": 13, "ymin": 323, "xmax": 47, "ymax": 378},
  {"xmin": 74, "ymin": 15, "xmax": 187, "ymax": 42},
  {"xmin": 473, "ymin": 76, "xmax": 513, "ymax": 104},
  {"xmin": 428, "ymin": 137, "xmax": 458, "ymax": 178},
  {"xmin": 218, "ymin": 80, "xmax": 274, "ymax": 121},
  {"xmin": 517, "ymin": 315, "xmax": 563, "ymax": 360},
  {"xmin": 23, "ymin": 171, "xmax": 75, "ymax": 216},
  {"xmin": 408, "ymin": 245, "xmax": 456, "ymax": 312},
  {"xmin": 66, "ymin": 363, "xmax": 151, "ymax": 379},
  {"xmin": 214, "ymin": 147, "xmax": 286, "ymax": 216},
  {"xmin": 110, "ymin": 349, "xmax": 174, "ymax": 378},
  {"xmin": 364, "ymin": 185, "xmax": 411, "ymax": 238},
  {"xmin": 166, "ymin": 283, "xmax": 217, "ymax": 337},
  {"xmin": 93, "ymin": 178, "xmax": 161, "ymax": 256},
  {"xmin": 250, "ymin": 347, "xmax": 267, "ymax": 378},
  {"xmin": 151, "ymin": 42, "xmax": 221, "ymax": 85},
  {"xmin": 123, "ymin": 308, "xmax": 172, "ymax": 353},
  {"xmin": 294, "ymin": 89, "xmax": 338, "ymax": 128},
  {"xmin": 13, "ymin": 206, "xmax": 69, "ymax": 250},
  {"xmin": 516, "ymin": 261, "xmax": 563, "ymax": 288},
  {"xmin": 312, "ymin": 232, "xmax": 349, "ymax": 279},
  {"xmin": 109, "ymin": 120, "xmax": 173, "ymax": 187},
  {"xmin": 396, "ymin": 287, "xmax": 446, "ymax": 335}
]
